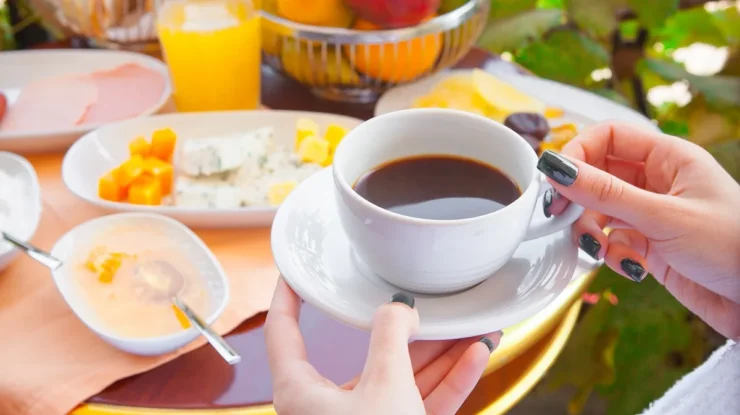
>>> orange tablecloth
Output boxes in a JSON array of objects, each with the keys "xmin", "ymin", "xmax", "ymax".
[{"xmin": 0, "ymin": 154, "xmax": 280, "ymax": 415}]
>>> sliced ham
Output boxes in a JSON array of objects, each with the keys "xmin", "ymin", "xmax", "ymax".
[
  {"xmin": 0, "ymin": 74, "xmax": 98, "ymax": 133},
  {"xmin": 81, "ymin": 63, "xmax": 167, "ymax": 124}
]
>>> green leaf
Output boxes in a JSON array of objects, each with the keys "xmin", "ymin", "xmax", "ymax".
[
  {"xmin": 565, "ymin": 0, "xmax": 625, "ymax": 40},
  {"xmin": 584, "ymin": 267, "xmax": 707, "ymax": 415},
  {"xmin": 707, "ymin": 139, "xmax": 740, "ymax": 183},
  {"xmin": 681, "ymin": 96, "xmax": 740, "ymax": 146},
  {"xmin": 536, "ymin": 0, "xmax": 563, "ymax": 9},
  {"xmin": 489, "ymin": 0, "xmax": 538, "ymax": 21},
  {"xmin": 625, "ymin": 0, "xmax": 678, "ymax": 30},
  {"xmin": 515, "ymin": 28, "xmax": 610, "ymax": 87},
  {"xmin": 641, "ymin": 58, "xmax": 740, "ymax": 109},
  {"xmin": 654, "ymin": 8, "xmax": 727, "ymax": 51},
  {"xmin": 711, "ymin": 6, "xmax": 740, "ymax": 47},
  {"xmin": 478, "ymin": 8, "xmax": 564, "ymax": 53}
]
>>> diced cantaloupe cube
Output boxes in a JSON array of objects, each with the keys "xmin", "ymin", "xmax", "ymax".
[
  {"xmin": 150, "ymin": 128, "xmax": 177, "ymax": 161},
  {"xmin": 297, "ymin": 135, "xmax": 329, "ymax": 165},
  {"xmin": 114, "ymin": 154, "xmax": 145, "ymax": 187},
  {"xmin": 544, "ymin": 107, "xmax": 565, "ymax": 119},
  {"xmin": 296, "ymin": 118, "xmax": 320, "ymax": 151},
  {"xmin": 324, "ymin": 124, "xmax": 348, "ymax": 151},
  {"xmin": 143, "ymin": 157, "xmax": 174, "ymax": 196},
  {"xmin": 98, "ymin": 168, "xmax": 127, "ymax": 201},
  {"xmin": 129, "ymin": 136, "xmax": 151, "ymax": 157},
  {"xmin": 321, "ymin": 150, "xmax": 334, "ymax": 167},
  {"xmin": 172, "ymin": 304, "xmax": 192, "ymax": 329},
  {"xmin": 128, "ymin": 174, "xmax": 162, "ymax": 205},
  {"xmin": 268, "ymin": 181, "xmax": 298, "ymax": 205}
]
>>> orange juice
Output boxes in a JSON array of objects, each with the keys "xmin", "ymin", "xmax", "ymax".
[{"xmin": 157, "ymin": 0, "xmax": 260, "ymax": 112}]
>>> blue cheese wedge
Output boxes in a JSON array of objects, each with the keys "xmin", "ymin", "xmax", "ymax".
[
  {"xmin": 172, "ymin": 175, "xmax": 243, "ymax": 209},
  {"xmin": 179, "ymin": 127, "xmax": 273, "ymax": 176}
]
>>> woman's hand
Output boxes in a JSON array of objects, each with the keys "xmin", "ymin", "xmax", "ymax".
[
  {"xmin": 538, "ymin": 121, "xmax": 740, "ymax": 339},
  {"xmin": 265, "ymin": 279, "xmax": 502, "ymax": 415}
]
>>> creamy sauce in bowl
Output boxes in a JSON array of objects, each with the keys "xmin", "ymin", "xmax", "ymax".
[{"xmin": 73, "ymin": 225, "xmax": 210, "ymax": 338}]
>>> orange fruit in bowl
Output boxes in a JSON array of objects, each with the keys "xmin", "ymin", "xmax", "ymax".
[
  {"xmin": 347, "ymin": 18, "xmax": 442, "ymax": 83},
  {"xmin": 276, "ymin": 0, "xmax": 353, "ymax": 27}
]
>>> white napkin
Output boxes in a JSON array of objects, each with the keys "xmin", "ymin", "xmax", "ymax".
[{"xmin": 640, "ymin": 340, "xmax": 739, "ymax": 415}]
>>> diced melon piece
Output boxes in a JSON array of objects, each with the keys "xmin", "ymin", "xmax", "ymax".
[
  {"xmin": 297, "ymin": 135, "xmax": 329, "ymax": 164},
  {"xmin": 143, "ymin": 157, "xmax": 174, "ymax": 196},
  {"xmin": 129, "ymin": 136, "xmax": 151, "ymax": 157},
  {"xmin": 321, "ymin": 150, "xmax": 334, "ymax": 167},
  {"xmin": 550, "ymin": 123, "xmax": 578, "ymax": 142},
  {"xmin": 544, "ymin": 107, "xmax": 565, "ymax": 119},
  {"xmin": 172, "ymin": 304, "xmax": 192, "ymax": 329},
  {"xmin": 128, "ymin": 174, "xmax": 162, "ymax": 205},
  {"xmin": 324, "ymin": 124, "xmax": 348, "ymax": 151},
  {"xmin": 268, "ymin": 181, "xmax": 298, "ymax": 205},
  {"xmin": 150, "ymin": 128, "xmax": 177, "ymax": 161},
  {"xmin": 98, "ymin": 168, "xmax": 127, "ymax": 201},
  {"xmin": 296, "ymin": 118, "xmax": 319, "ymax": 151},
  {"xmin": 98, "ymin": 255, "xmax": 123, "ymax": 284},
  {"xmin": 114, "ymin": 154, "xmax": 145, "ymax": 187}
]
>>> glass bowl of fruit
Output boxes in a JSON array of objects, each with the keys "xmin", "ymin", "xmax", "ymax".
[{"xmin": 262, "ymin": 0, "xmax": 490, "ymax": 103}]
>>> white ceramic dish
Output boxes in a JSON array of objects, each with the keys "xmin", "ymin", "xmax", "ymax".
[
  {"xmin": 271, "ymin": 168, "xmax": 579, "ymax": 340},
  {"xmin": 62, "ymin": 110, "xmax": 364, "ymax": 229},
  {"xmin": 0, "ymin": 49, "xmax": 171, "ymax": 154},
  {"xmin": 49, "ymin": 213, "xmax": 229, "ymax": 356},
  {"xmin": 0, "ymin": 151, "xmax": 42, "ymax": 272},
  {"xmin": 375, "ymin": 69, "xmax": 658, "ymax": 131}
]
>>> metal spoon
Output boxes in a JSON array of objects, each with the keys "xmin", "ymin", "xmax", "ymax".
[
  {"xmin": 1, "ymin": 231, "xmax": 63, "ymax": 270},
  {"xmin": 134, "ymin": 260, "xmax": 241, "ymax": 365}
]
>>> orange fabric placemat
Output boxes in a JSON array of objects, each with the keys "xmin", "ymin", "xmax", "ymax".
[{"xmin": 0, "ymin": 154, "xmax": 279, "ymax": 415}]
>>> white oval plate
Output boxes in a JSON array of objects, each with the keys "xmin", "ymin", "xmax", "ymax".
[
  {"xmin": 62, "ymin": 110, "xmax": 364, "ymax": 229},
  {"xmin": 0, "ymin": 151, "xmax": 42, "ymax": 272},
  {"xmin": 375, "ymin": 69, "xmax": 658, "ymax": 131},
  {"xmin": 50, "ymin": 212, "xmax": 229, "ymax": 356},
  {"xmin": 272, "ymin": 168, "xmax": 578, "ymax": 340},
  {"xmin": 0, "ymin": 49, "xmax": 171, "ymax": 154}
]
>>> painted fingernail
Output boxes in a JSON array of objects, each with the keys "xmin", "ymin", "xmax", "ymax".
[
  {"xmin": 389, "ymin": 292, "xmax": 415, "ymax": 309},
  {"xmin": 537, "ymin": 150, "xmax": 578, "ymax": 186},
  {"xmin": 542, "ymin": 188, "xmax": 560, "ymax": 218},
  {"xmin": 578, "ymin": 233, "xmax": 601, "ymax": 260},
  {"xmin": 621, "ymin": 258, "xmax": 646, "ymax": 282},
  {"xmin": 479, "ymin": 337, "xmax": 497, "ymax": 353}
]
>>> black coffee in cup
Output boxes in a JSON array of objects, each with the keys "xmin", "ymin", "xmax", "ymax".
[{"xmin": 353, "ymin": 155, "xmax": 521, "ymax": 221}]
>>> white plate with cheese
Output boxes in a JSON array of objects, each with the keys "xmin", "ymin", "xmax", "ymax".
[{"xmin": 62, "ymin": 111, "xmax": 363, "ymax": 228}]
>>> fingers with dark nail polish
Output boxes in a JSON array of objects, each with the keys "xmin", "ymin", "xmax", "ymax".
[
  {"xmin": 621, "ymin": 258, "xmax": 646, "ymax": 282},
  {"xmin": 479, "ymin": 337, "xmax": 497, "ymax": 353},
  {"xmin": 543, "ymin": 189, "xmax": 554, "ymax": 218},
  {"xmin": 579, "ymin": 233, "xmax": 602, "ymax": 260},
  {"xmin": 388, "ymin": 292, "xmax": 415, "ymax": 308},
  {"xmin": 537, "ymin": 150, "xmax": 579, "ymax": 186}
]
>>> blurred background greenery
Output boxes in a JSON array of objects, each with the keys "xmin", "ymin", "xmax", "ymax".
[
  {"xmin": 469, "ymin": 1, "xmax": 738, "ymax": 414},
  {"xmin": 2, "ymin": 0, "xmax": 738, "ymax": 413}
]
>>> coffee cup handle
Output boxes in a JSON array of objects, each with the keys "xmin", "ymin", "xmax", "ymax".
[{"xmin": 523, "ymin": 175, "xmax": 585, "ymax": 241}]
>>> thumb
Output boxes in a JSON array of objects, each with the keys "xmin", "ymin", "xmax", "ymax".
[
  {"xmin": 358, "ymin": 293, "xmax": 419, "ymax": 387},
  {"xmin": 537, "ymin": 150, "xmax": 665, "ymax": 229}
]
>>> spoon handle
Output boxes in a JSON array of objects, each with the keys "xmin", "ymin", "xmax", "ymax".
[
  {"xmin": 172, "ymin": 297, "xmax": 241, "ymax": 365},
  {"xmin": 2, "ymin": 232, "xmax": 63, "ymax": 270}
]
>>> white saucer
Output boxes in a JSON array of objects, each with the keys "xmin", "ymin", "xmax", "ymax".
[{"xmin": 271, "ymin": 168, "xmax": 578, "ymax": 340}]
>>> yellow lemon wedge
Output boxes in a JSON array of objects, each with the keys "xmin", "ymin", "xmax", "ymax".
[{"xmin": 471, "ymin": 69, "xmax": 546, "ymax": 115}]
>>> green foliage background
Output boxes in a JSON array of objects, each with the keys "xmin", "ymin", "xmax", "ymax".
[{"xmin": 469, "ymin": 0, "xmax": 739, "ymax": 414}]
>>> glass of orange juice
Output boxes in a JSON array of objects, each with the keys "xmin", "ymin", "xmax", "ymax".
[{"xmin": 157, "ymin": 0, "xmax": 260, "ymax": 112}]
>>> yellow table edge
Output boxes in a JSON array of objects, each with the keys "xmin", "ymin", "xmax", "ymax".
[{"xmin": 72, "ymin": 269, "xmax": 597, "ymax": 415}]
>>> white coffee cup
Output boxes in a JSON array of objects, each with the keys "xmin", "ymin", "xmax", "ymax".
[{"xmin": 332, "ymin": 109, "xmax": 584, "ymax": 294}]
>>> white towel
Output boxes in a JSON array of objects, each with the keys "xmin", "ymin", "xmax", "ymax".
[{"xmin": 640, "ymin": 340, "xmax": 739, "ymax": 415}]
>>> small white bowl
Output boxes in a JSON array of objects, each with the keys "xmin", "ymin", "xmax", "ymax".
[
  {"xmin": 0, "ymin": 151, "xmax": 42, "ymax": 272},
  {"xmin": 49, "ymin": 212, "xmax": 230, "ymax": 356}
]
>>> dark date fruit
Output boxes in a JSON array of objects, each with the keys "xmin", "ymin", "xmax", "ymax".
[
  {"xmin": 521, "ymin": 134, "xmax": 540, "ymax": 152},
  {"xmin": 504, "ymin": 112, "xmax": 550, "ymax": 141}
]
